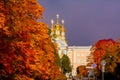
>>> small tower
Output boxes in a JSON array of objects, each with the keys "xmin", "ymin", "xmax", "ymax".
[
  {"xmin": 55, "ymin": 14, "xmax": 61, "ymax": 39},
  {"xmin": 56, "ymin": 14, "xmax": 59, "ymax": 24},
  {"xmin": 50, "ymin": 14, "xmax": 68, "ymax": 56},
  {"xmin": 50, "ymin": 19, "xmax": 54, "ymax": 36},
  {"xmin": 61, "ymin": 19, "xmax": 66, "ymax": 40}
]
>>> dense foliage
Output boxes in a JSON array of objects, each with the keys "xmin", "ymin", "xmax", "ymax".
[
  {"xmin": 91, "ymin": 39, "xmax": 120, "ymax": 79},
  {"xmin": 0, "ymin": 0, "xmax": 60, "ymax": 79},
  {"xmin": 76, "ymin": 65, "xmax": 87, "ymax": 78},
  {"xmin": 91, "ymin": 39, "xmax": 115, "ymax": 70},
  {"xmin": 61, "ymin": 54, "xmax": 71, "ymax": 74}
]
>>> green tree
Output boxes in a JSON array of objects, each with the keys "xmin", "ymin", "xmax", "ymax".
[
  {"xmin": 48, "ymin": 28, "xmax": 61, "ymax": 67},
  {"xmin": 52, "ymin": 43, "xmax": 61, "ymax": 67},
  {"xmin": 61, "ymin": 54, "xmax": 71, "ymax": 74}
]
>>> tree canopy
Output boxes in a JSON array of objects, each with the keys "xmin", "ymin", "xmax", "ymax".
[
  {"xmin": 91, "ymin": 39, "xmax": 120, "ymax": 78},
  {"xmin": 0, "ymin": 0, "xmax": 60, "ymax": 79},
  {"xmin": 76, "ymin": 65, "xmax": 87, "ymax": 77},
  {"xmin": 61, "ymin": 54, "xmax": 71, "ymax": 74},
  {"xmin": 91, "ymin": 39, "xmax": 115, "ymax": 69}
]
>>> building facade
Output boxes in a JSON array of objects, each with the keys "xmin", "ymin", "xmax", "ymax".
[{"xmin": 67, "ymin": 46, "xmax": 92, "ymax": 76}]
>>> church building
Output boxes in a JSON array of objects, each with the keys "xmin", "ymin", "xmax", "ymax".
[
  {"xmin": 50, "ymin": 14, "xmax": 93, "ymax": 76},
  {"xmin": 50, "ymin": 14, "xmax": 68, "ymax": 57}
]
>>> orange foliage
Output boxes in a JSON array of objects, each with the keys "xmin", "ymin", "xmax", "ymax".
[
  {"xmin": 92, "ymin": 39, "xmax": 115, "ymax": 69},
  {"xmin": 0, "ymin": 0, "xmax": 60, "ymax": 79},
  {"xmin": 77, "ymin": 66, "xmax": 88, "ymax": 77}
]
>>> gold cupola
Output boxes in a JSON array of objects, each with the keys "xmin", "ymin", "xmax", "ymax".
[
  {"xmin": 61, "ymin": 19, "xmax": 65, "ymax": 32},
  {"xmin": 51, "ymin": 19, "xmax": 54, "ymax": 34},
  {"xmin": 55, "ymin": 14, "xmax": 61, "ymax": 30},
  {"xmin": 50, "ymin": 14, "xmax": 67, "ymax": 41},
  {"xmin": 54, "ymin": 14, "xmax": 61, "ymax": 37}
]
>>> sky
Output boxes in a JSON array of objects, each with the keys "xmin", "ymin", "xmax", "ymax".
[{"xmin": 38, "ymin": 0, "xmax": 120, "ymax": 46}]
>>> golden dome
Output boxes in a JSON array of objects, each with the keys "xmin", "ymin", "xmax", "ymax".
[
  {"xmin": 61, "ymin": 27, "xmax": 65, "ymax": 32},
  {"xmin": 51, "ymin": 27, "xmax": 54, "ymax": 32},
  {"xmin": 54, "ymin": 24, "xmax": 61, "ymax": 30}
]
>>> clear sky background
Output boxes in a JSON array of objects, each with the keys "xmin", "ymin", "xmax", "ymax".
[{"xmin": 39, "ymin": 0, "xmax": 120, "ymax": 46}]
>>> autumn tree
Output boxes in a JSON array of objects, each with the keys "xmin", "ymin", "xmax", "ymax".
[
  {"xmin": 115, "ymin": 39, "xmax": 120, "ymax": 63},
  {"xmin": 102, "ymin": 39, "xmax": 120, "ymax": 79},
  {"xmin": 0, "ymin": 0, "xmax": 60, "ymax": 79},
  {"xmin": 76, "ymin": 65, "xmax": 87, "ymax": 78},
  {"xmin": 100, "ymin": 39, "xmax": 120, "ymax": 73},
  {"xmin": 91, "ymin": 39, "xmax": 115, "ymax": 70},
  {"xmin": 115, "ymin": 63, "xmax": 120, "ymax": 80},
  {"xmin": 90, "ymin": 38, "xmax": 120, "ymax": 79}
]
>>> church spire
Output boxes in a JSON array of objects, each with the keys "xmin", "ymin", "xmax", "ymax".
[
  {"xmin": 51, "ymin": 19, "xmax": 54, "ymax": 36},
  {"xmin": 61, "ymin": 19, "xmax": 65, "ymax": 32},
  {"xmin": 56, "ymin": 14, "xmax": 59, "ymax": 24},
  {"xmin": 61, "ymin": 19, "xmax": 64, "ymax": 26},
  {"xmin": 61, "ymin": 19, "xmax": 65, "ymax": 40},
  {"xmin": 51, "ymin": 19, "xmax": 54, "ymax": 27}
]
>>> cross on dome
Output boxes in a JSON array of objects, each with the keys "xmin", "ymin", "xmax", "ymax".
[
  {"xmin": 56, "ymin": 14, "xmax": 59, "ymax": 18},
  {"xmin": 61, "ymin": 19, "xmax": 64, "ymax": 24},
  {"xmin": 56, "ymin": 14, "xmax": 59, "ymax": 24},
  {"xmin": 51, "ymin": 19, "xmax": 54, "ymax": 24}
]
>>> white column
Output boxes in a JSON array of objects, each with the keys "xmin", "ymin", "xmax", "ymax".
[{"xmin": 74, "ymin": 50, "xmax": 76, "ymax": 64}]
